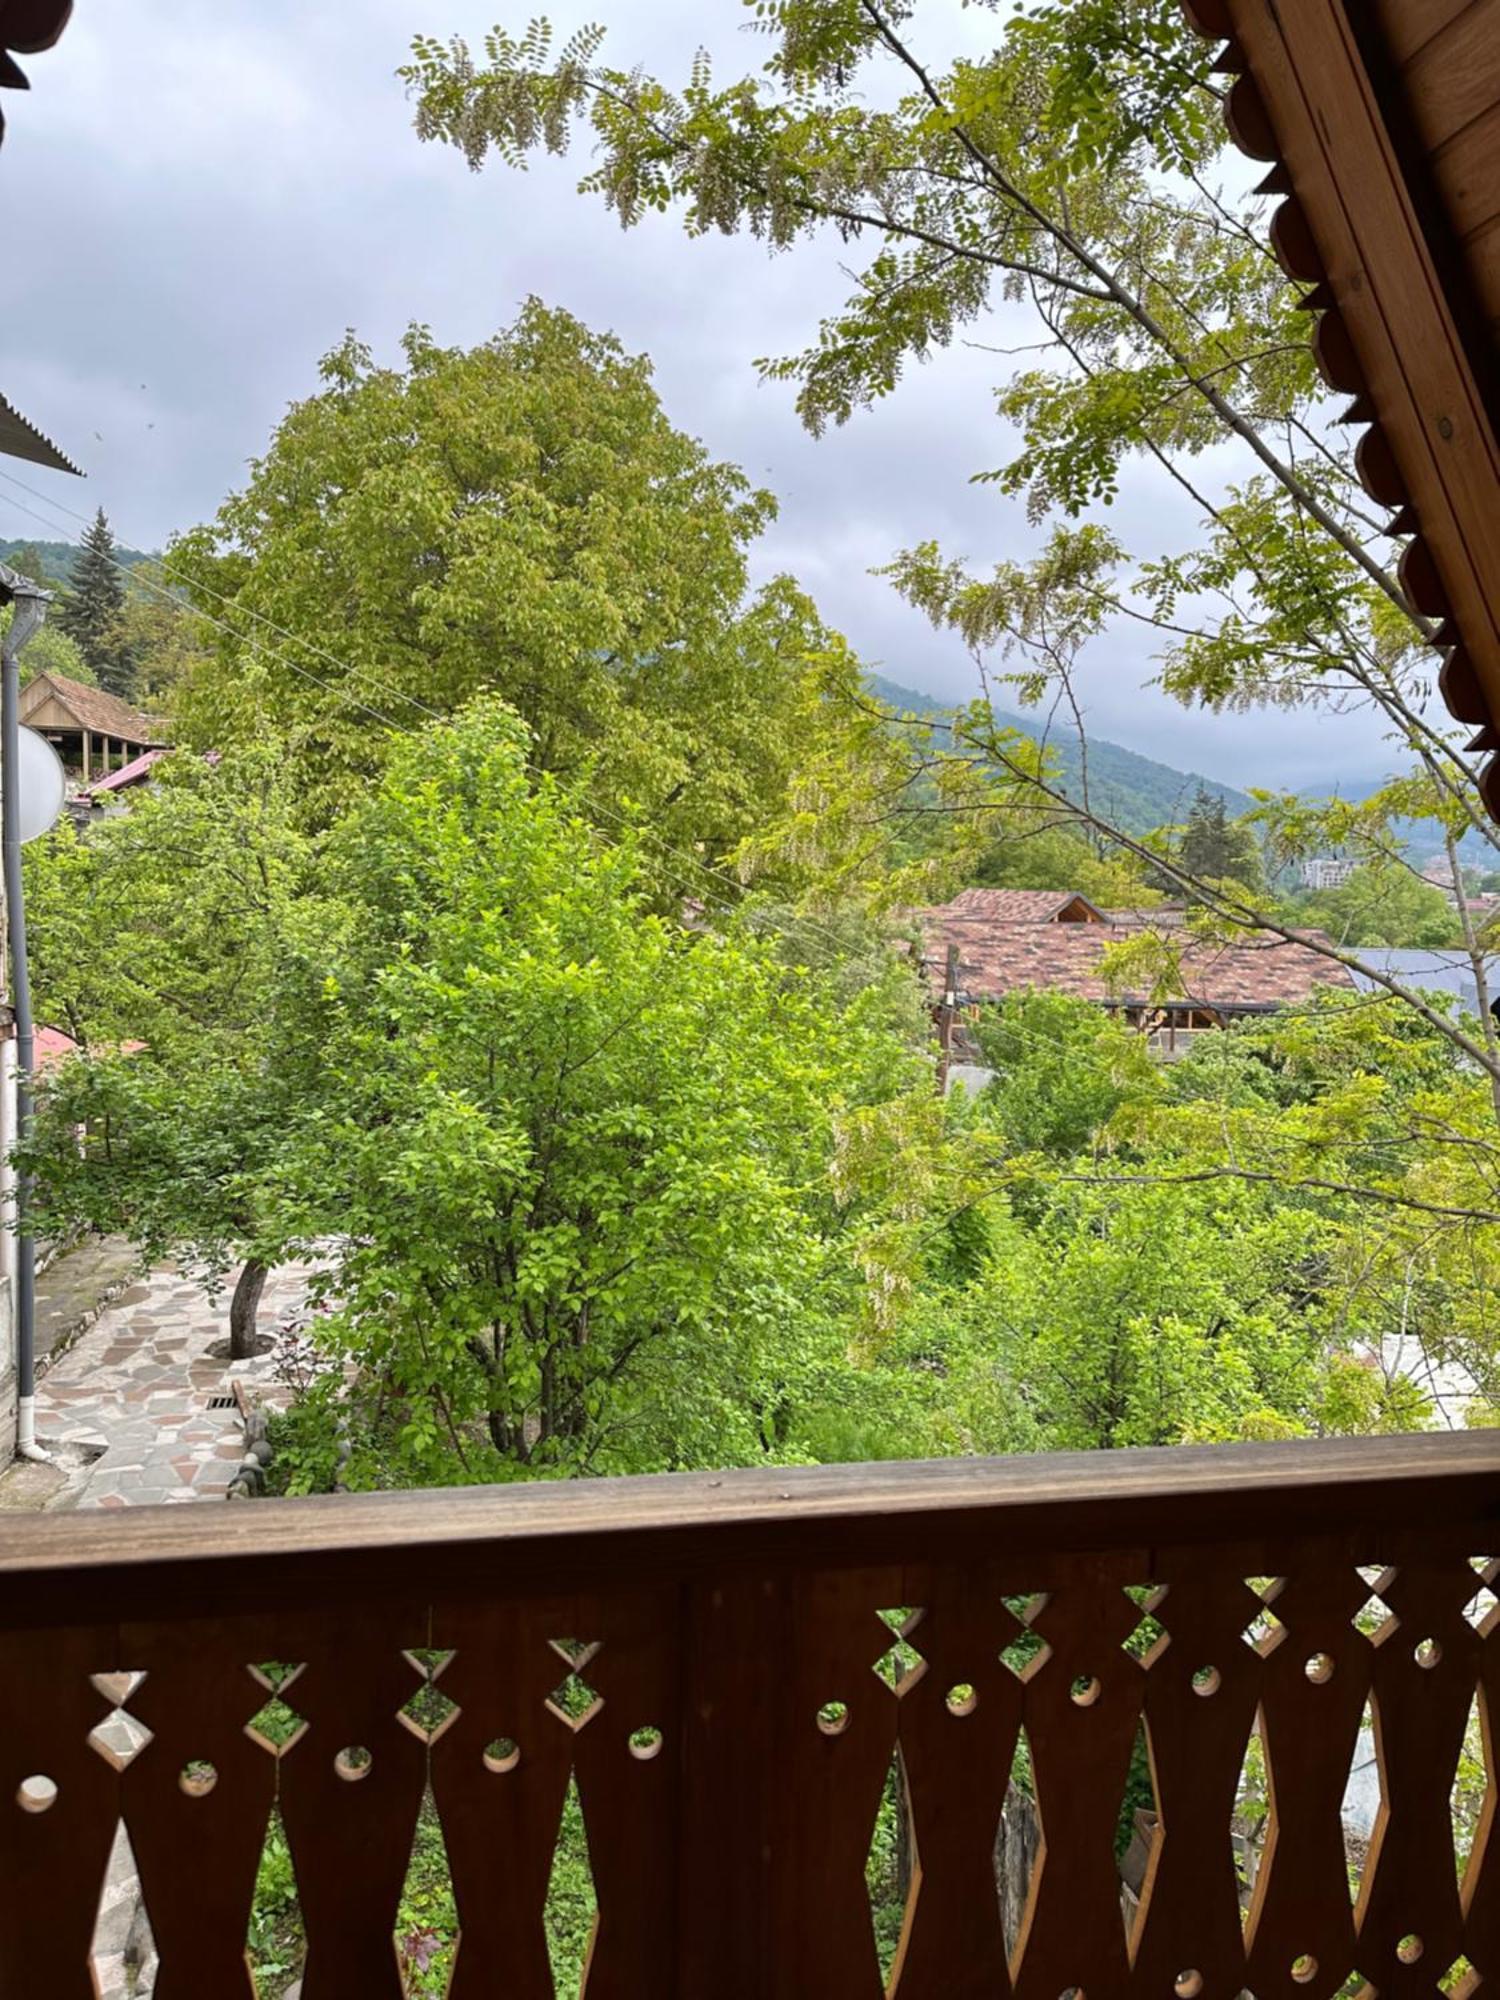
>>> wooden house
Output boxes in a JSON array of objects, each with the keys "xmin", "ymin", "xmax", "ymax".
[
  {"xmin": 18, "ymin": 671, "xmax": 169, "ymax": 788},
  {"xmin": 916, "ymin": 892, "xmax": 1355, "ymax": 1061}
]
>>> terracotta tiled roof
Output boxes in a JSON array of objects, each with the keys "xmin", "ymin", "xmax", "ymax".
[
  {"xmin": 79, "ymin": 747, "xmax": 169, "ymax": 800},
  {"xmin": 940, "ymin": 888, "xmax": 1107, "ymax": 923},
  {"xmin": 1101, "ymin": 906, "xmax": 1189, "ymax": 928},
  {"xmin": 22, "ymin": 673, "xmax": 169, "ymax": 746},
  {"xmin": 918, "ymin": 904, "xmax": 1353, "ymax": 1009}
]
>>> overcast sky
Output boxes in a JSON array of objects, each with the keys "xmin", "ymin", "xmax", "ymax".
[{"xmin": 0, "ymin": 0, "xmax": 1408, "ymax": 791}]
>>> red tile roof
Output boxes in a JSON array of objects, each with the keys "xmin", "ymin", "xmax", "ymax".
[
  {"xmin": 940, "ymin": 888, "xmax": 1107, "ymax": 924},
  {"xmin": 917, "ymin": 899, "xmax": 1353, "ymax": 1010},
  {"xmin": 79, "ymin": 747, "xmax": 168, "ymax": 800}
]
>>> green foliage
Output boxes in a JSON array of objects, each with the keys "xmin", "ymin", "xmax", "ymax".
[
  {"xmin": 0, "ymin": 602, "xmax": 93, "ymax": 688},
  {"xmin": 57, "ymin": 508, "xmax": 134, "ymax": 696},
  {"xmin": 281, "ymin": 697, "xmax": 934, "ymax": 1478},
  {"xmin": 976, "ymin": 992, "xmax": 1158, "ymax": 1160},
  {"xmin": 166, "ymin": 303, "xmax": 873, "ymax": 894},
  {"xmin": 1173, "ymin": 787, "xmax": 1266, "ymax": 900},
  {"xmin": 1297, "ymin": 864, "xmax": 1462, "ymax": 950}
]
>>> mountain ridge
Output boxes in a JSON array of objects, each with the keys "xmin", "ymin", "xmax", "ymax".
[
  {"xmin": 868, "ymin": 672, "xmax": 1256, "ymax": 835},
  {"xmin": 0, "ymin": 537, "xmax": 157, "ymax": 584}
]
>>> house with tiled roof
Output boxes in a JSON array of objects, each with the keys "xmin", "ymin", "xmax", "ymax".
[
  {"xmin": 19, "ymin": 671, "xmax": 170, "ymax": 791},
  {"xmin": 940, "ymin": 887, "xmax": 1108, "ymax": 925},
  {"xmin": 918, "ymin": 891, "xmax": 1355, "ymax": 1062}
]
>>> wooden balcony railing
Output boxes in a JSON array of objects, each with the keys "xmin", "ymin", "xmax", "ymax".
[{"xmin": 1, "ymin": 1432, "xmax": 1498, "ymax": 1998}]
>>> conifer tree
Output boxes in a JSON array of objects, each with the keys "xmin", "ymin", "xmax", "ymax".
[{"xmin": 59, "ymin": 509, "xmax": 133, "ymax": 697}]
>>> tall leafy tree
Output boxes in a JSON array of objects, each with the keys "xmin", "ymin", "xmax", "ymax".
[
  {"xmin": 21, "ymin": 699, "xmax": 947, "ymax": 1459},
  {"xmin": 58, "ymin": 507, "xmax": 133, "ymax": 696},
  {"xmin": 168, "ymin": 303, "xmax": 885, "ymax": 895}
]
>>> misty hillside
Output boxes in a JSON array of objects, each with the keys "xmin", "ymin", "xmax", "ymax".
[{"xmin": 869, "ymin": 672, "xmax": 1255, "ymax": 836}]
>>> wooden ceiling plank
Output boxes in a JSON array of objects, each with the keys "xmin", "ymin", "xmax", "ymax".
[
  {"xmin": 1399, "ymin": 0, "xmax": 1500, "ymax": 153},
  {"xmin": 1432, "ymin": 97, "xmax": 1500, "ymax": 243},
  {"xmin": 1372, "ymin": 0, "xmax": 1484, "ymax": 69},
  {"xmin": 1229, "ymin": 0, "xmax": 1500, "ymax": 716}
]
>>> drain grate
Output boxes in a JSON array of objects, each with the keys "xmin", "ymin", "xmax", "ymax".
[{"xmin": 205, "ymin": 1392, "xmax": 238, "ymax": 1412}]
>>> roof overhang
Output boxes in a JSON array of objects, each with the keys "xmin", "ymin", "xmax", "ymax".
[
  {"xmin": 1183, "ymin": 0, "xmax": 1500, "ymax": 816},
  {"xmin": 0, "ymin": 391, "xmax": 81, "ymax": 475},
  {"xmin": 1, "ymin": 1, "xmax": 73, "ymax": 139}
]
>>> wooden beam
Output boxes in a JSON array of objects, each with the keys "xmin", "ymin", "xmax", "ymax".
[{"xmin": 1227, "ymin": 0, "xmax": 1500, "ymax": 721}]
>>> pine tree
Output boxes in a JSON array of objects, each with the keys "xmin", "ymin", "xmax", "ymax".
[
  {"xmin": 1177, "ymin": 786, "xmax": 1266, "ymax": 897},
  {"xmin": 59, "ymin": 509, "xmax": 133, "ymax": 697}
]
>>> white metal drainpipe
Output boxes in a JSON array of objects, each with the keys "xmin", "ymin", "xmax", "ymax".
[{"xmin": 1, "ymin": 564, "xmax": 53, "ymax": 1461}]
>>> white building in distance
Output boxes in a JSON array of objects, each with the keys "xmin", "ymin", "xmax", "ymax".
[{"xmin": 1301, "ymin": 856, "xmax": 1355, "ymax": 891}]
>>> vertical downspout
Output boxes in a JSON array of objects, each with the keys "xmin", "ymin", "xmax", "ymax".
[{"xmin": 1, "ymin": 572, "xmax": 51, "ymax": 1460}]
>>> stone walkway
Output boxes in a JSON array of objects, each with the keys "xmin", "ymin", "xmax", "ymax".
[{"xmin": 19, "ymin": 1259, "xmax": 311, "ymax": 1509}]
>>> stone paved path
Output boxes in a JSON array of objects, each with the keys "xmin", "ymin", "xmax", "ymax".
[{"xmin": 30, "ymin": 1259, "xmax": 313, "ymax": 1508}]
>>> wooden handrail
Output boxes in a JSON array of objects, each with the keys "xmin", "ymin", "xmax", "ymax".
[
  {"xmin": 3, "ymin": 1431, "xmax": 1498, "ymax": 1627},
  {"xmin": 1, "ymin": 1433, "xmax": 1497, "ymax": 1997}
]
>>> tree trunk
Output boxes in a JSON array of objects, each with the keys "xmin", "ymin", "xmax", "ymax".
[{"xmin": 228, "ymin": 1258, "xmax": 268, "ymax": 1362}]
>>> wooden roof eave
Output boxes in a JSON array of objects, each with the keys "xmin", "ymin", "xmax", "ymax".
[{"xmin": 1182, "ymin": 0, "xmax": 1500, "ymax": 819}]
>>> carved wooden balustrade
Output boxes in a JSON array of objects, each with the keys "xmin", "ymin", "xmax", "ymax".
[{"xmin": 0, "ymin": 1432, "xmax": 1497, "ymax": 1998}]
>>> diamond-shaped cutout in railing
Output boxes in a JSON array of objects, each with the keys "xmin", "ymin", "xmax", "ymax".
[
  {"xmin": 1240, "ymin": 1580, "xmax": 1284, "ymax": 1651},
  {"xmin": 1123, "ymin": 1587, "xmax": 1168, "ymax": 1661},
  {"xmin": 867, "ymin": 1744, "xmax": 915, "ymax": 1983},
  {"xmin": 87, "ymin": 1670, "xmax": 152, "ymax": 1772},
  {"xmin": 1119, "ymin": 1719, "xmax": 1160, "ymax": 1953},
  {"xmin": 399, "ymin": 1652, "xmax": 461, "ymax": 1744},
  {"xmin": 1351, "ymin": 1566, "xmax": 1397, "ymax": 1642},
  {"xmin": 247, "ymin": 1807, "xmax": 305, "ymax": 1992},
  {"xmin": 395, "ymin": 1791, "xmax": 458, "ymax": 1991},
  {"xmin": 1232, "ymin": 1713, "xmax": 1271, "ymax": 1921},
  {"xmin": 246, "ymin": 1661, "xmax": 309, "ymax": 1754},
  {"xmin": 545, "ymin": 1776, "xmax": 597, "ymax": 1990},
  {"xmin": 1340, "ymin": 1698, "xmax": 1379, "ymax": 1908},
  {"xmin": 547, "ymin": 1640, "xmax": 603, "ymax": 1729},
  {"xmin": 874, "ymin": 1608, "xmax": 926, "ymax": 1694},
  {"xmin": 1001, "ymin": 1596, "xmax": 1048, "ymax": 1678},
  {"xmin": 1453, "ymin": 1692, "xmax": 1487, "ymax": 1888},
  {"xmin": 1464, "ymin": 1580, "xmax": 1499, "ymax": 1631}
]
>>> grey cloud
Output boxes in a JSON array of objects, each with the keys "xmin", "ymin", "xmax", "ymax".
[{"xmin": 0, "ymin": 0, "xmax": 1402, "ymax": 794}]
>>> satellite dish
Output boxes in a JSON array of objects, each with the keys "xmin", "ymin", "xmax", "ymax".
[{"xmin": 12, "ymin": 724, "xmax": 65, "ymax": 843}]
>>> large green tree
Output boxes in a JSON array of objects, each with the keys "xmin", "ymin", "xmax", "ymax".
[
  {"xmin": 22, "ymin": 698, "xmax": 945, "ymax": 1470},
  {"xmin": 168, "ymin": 303, "xmax": 879, "ymax": 893},
  {"xmin": 278, "ymin": 698, "xmax": 939, "ymax": 1479},
  {"xmin": 58, "ymin": 508, "xmax": 133, "ymax": 695}
]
